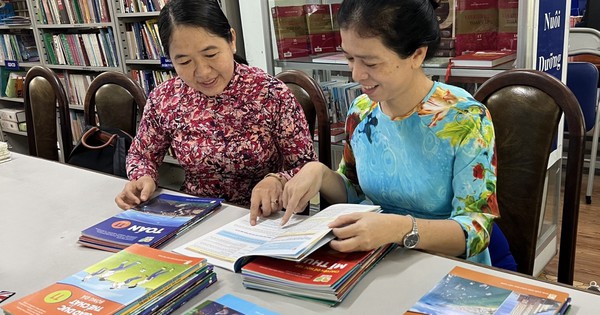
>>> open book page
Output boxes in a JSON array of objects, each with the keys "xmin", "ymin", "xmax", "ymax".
[{"xmin": 173, "ymin": 204, "xmax": 381, "ymax": 272}]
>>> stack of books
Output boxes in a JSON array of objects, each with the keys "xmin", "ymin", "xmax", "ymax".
[
  {"xmin": 79, "ymin": 193, "xmax": 223, "ymax": 252},
  {"xmin": 0, "ymin": 141, "xmax": 10, "ymax": 163},
  {"xmin": 1, "ymin": 244, "xmax": 217, "ymax": 315},
  {"xmin": 405, "ymin": 266, "xmax": 571, "ymax": 314},
  {"xmin": 240, "ymin": 244, "xmax": 395, "ymax": 306}
]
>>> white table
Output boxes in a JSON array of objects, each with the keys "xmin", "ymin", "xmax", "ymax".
[{"xmin": 2, "ymin": 153, "xmax": 600, "ymax": 314}]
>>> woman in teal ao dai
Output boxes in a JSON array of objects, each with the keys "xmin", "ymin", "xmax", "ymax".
[
  {"xmin": 279, "ymin": 0, "xmax": 507, "ymax": 267},
  {"xmin": 341, "ymin": 84, "xmax": 498, "ymax": 264}
]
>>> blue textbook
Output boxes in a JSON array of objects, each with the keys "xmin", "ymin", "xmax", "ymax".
[{"xmin": 79, "ymin": 193, "xmax": 223, "ymax": 252}]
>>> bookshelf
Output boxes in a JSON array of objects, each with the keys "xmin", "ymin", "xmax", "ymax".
[{"xmin": 0, "ymin": 0, "xmax": 41, "ymax": 154}]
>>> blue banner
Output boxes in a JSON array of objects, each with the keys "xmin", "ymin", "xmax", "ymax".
[{"xmin": 537, "ymin": 0, "xmax": 568, "ymax": 80}]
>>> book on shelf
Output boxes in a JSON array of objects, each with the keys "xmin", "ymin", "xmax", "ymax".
[
  {"xmin": 405, "ymin": 266, "xmax": 571, "ymax": 315},
  {"xmin": 0, "ymin": 244, "xmax": 218, "ymax": 315},
  {"xmin": 314, "ymin": 121, "xmax": 345, "ymax": 143},
  {"xmin": 182, "ymin": 294, "xmax": 279, "ymax": 315},
  {"xmin": 174, "ymin": 203, "xmax": 381, "ymax": 272},
  {"xmin": 78, "ymin": 193, "xmax": 223, "ymax": 252},
  {"xmin": 450, "ymin": 50, "xmax": 516, "ymax": 68},
  {"xmin": 241, "ymin": 243, "xmax": 395, "ymax": 306},
  {"xmin": 0, "ymin": 141, "xmax": 10, "ymax": 164},
  {"xmin": 312, "ymin": 52, "xmax": 348, "ymax": 64}
]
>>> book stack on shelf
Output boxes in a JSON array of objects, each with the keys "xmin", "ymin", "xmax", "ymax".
[
  {"xmin": 1, "ymin": 244, "xmax": 218, "ymax": 315},
  {"xmin": 241, "ymin": 244, "xmax": 395, "ymax": 306},
  {"xmin": 0, "ymin": 141, "xmax": 10, "ymax": 163},
  {"xmin": 117, "ymin": 0, "xmax": 176, "ymax": 96},
  {"xmin": 314, "ymin": 121, "xmax": 345, "ymax": 143},
  {"xmin": 450, "ymin": 50, "xmax": 516, "ymax": 68},
  {"xmin": 0, "ymin": 106, "xmax": 26, "ymax": 134},
  {"xmin": 78, "ymin": 193, "xmax": 223, "ymax": 252},
  {"xmin": 434, "ymin": 0, "xmax": 455, "ymax": 58},
  {"xmin": 319, "ymin": 80, "xmax": 361, "ymax": 124},
  {"xmin": 405, "ymin": 266, "xmax": 571, "ymax": 314}
]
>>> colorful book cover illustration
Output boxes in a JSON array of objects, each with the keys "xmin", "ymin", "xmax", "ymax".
[
  {"xmin": 1, "ymin": 244, "xmax": 210, "ymax": 315},
  {"xmin": 79, "ymin": 194, "xmax": 223, "ymax": 251},
  {"xmin": 241, "ymin": 244, "xmax": 394, "ymax": 305},
  {"xmin": 406, "ymin": 266, "xmax": 570, "ymax": 315},
  {"xmin": 182, "ymin": 294, "xmax": 279, "ymax": 315}
]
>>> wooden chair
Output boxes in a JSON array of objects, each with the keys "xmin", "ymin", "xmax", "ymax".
[
  {"xmin": 84, "ymin": 71, "xmax": 146, "ymax": 136},
  {"xmin": 275, "ymin": 69, "xmax": 331, "ymax": 169},
  {"xmin": 23, "ymin": 66, "xmax": 72, "ymax": 161},
  {"xmin": 474, "ymin": 69, "xmax": 585, "ymax": 285}
]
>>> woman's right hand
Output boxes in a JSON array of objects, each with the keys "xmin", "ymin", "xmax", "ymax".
[
  {"xmin": 280, "ymin": 161, "xmax": 326, "ymax": 225},
  {"xmin": 115, "ymin": 175, "xmax": 157, "ymax": 209}
]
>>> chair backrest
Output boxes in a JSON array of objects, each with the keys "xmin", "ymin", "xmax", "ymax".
[
  {"xmin": 275, "ymin": 69, "xmax": 331, "ymax": 169},
  {"xmin": 23, "ymin": 66, "xmax": 72, "ymax": 161},
  {"xmin": 84, "ymin": 71, "xmax": 146, "ymax": 136},
  {"xmin": 569, "ymin": 27, "xmax": 600, "ymax": 56},
  {"xmin": 566, "ymin": 62, "xmax": 599, "ymax": 132},
  {"xmin": 474, "ymin": 69, "xmax": 585, "ymax": 285}
]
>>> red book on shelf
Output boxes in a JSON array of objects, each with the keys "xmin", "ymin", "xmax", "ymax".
[{"xmin": 450, "ymin": 50, "xmax": 516, "ymax": 68}]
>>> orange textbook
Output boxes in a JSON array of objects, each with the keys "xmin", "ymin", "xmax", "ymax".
[
  {"xmin": 406, "ymin": 266, "xmax": 571, "ymax": 314},
  {"xmin": 1, "ymin": 244, "xmax": 215, "ymax": 315},
  {"xmin": 450, "ymin": 50, "xmax": 516, "ymax": 68}
]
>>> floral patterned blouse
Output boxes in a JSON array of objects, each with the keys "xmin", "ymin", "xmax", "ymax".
[
  {"xmin": 339, "ymin": 81, "xmax": 499, "ymax": 264},
  {"xmin": 127, "ymin": 62, "xmax": 317, "ymax": 205}
]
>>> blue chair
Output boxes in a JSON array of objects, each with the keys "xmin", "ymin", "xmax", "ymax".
[{"xmin": 566, "ymin": 62, "xmax": 599, "ymax": 204}]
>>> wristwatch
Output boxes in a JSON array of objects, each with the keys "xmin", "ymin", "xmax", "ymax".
[{"xmin": 402, "ymin": 215, "xmax": 420, "ymax": 249}]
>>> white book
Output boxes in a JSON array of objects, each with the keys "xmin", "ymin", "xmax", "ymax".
[{"xmin": 174, "ymin": 203, "xmax": 381, "ymax": 272}]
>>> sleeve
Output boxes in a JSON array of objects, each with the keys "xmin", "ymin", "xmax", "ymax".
[
  {"xmin": 126, "ymin": 89, "xmax": 172, "ymax": 184},
  {"xmin": 271, "ymin": 82, "xmax": 318, "ymax": 180},
  {"xmin": 449, "ymin": 104, "xmax": 499, "ymax": 258},
  {"xmin": 336, "ymin": 99, "xmax": 366, "ymax": 204}
]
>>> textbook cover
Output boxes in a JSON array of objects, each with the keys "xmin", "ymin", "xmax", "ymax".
[
  {"xmin": 182, "ymin": 294, "xmax": 279, "ymax": 315},
  {"xmin": 79, "ymin": 193, "xmax": 223, "ymax": 252},
  {"xmin": 241, "ymin": 244, "xmax": 395, "ymax": 305},
  {"xmin": 1, "ymin": 244, "xmax": 214, "ymax": 315},
  {"xmin": 405, "ymin": 266, "xmax": 571, "ymax": 315}
]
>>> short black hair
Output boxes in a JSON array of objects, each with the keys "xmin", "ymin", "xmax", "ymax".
[
  {"xmin": 158, "ymin": 0, "xmax": 236, "ymax": 58},
  {"xmin": 338, "ymin": 0, "xmax": 440, "ymax": 59}
]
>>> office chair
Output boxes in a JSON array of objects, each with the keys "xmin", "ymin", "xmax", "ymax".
[
  {"xmin": 23, "ymin": 66, "xmax": 73, "ymax": 161},
  {"xmin": 474, "ymin": 69, "xmax": 585, "ymax": 285},
  {"xmin": 83, "ymin": 71, "xmax": 147, "ymax": 136},
  {"xmin": 566, "ymin": 62, "xmax": 600, "ymax": 204},
  {"xmin": 568, "ymin": 27, "xmax": 600, "ymax": 204},
  {"xmin": 276, "ymin": 69, "xmax": 331, "ymax": 212}
]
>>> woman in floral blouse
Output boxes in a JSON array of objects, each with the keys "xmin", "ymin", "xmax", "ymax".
[
  {"xmin": 115, "ymin": 0, "xmax": 316, "ymax": 214},
  {"xmin": 281, "ymin": 0, "xmax": 512, "ymax": 267}
]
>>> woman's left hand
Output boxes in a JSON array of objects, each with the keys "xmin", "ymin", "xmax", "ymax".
[
  {"xmin": 249, "ymin": 176, "xmax": 285, "ymax": 225},
  {"xmin": 328, "ymin": 212, "xmax": 403, "ymax": 252}
]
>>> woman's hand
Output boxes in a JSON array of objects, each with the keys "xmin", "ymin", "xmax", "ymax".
[
  {"xmin": 115, "ymin": 175, "xmax": 157, "ymax": 209},
  {"xmin": 249, "ymin": 176, "xmax": 285, "ymax": 225},
  {"xmin": 328, "ymin": 213, "xmax": 406, "ymax": 252},
  {"xmin": 280, "ymin": 162, "xmax": 326, "ymax": 225}
]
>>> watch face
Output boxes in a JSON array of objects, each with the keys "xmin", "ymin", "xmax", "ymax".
[{"xmin": 404, "ymin": 233, "xmax": 419, "ymax": 249}]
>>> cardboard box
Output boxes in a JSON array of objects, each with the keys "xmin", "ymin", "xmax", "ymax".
[
  {"xmin": 276, "ymin": 37, "xmax": 310, "ymax": 59},
  {"xmin": 0, "ymin": 108, "xmax": 26, "ymax": 122},
  {"xmin": 304, "ymin": 4, "xmax": 333, "ymax": 35},
  {"xmin": 272, "ymin": 6, "xmax": 310, "ymax": 58},
  {"xmin": 1, "ymin": 119, "xmax": 20, "ymax": 133},
  {"xmin": 308, "ymin": 33, "xmax": 337, "ymax": 54}
]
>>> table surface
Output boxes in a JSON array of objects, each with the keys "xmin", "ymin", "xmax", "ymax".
[{"xmin": 2, "ymin": 153, "xmax": 600, "ymax": 314}]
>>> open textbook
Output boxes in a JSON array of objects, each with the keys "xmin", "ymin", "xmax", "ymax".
[{"xmin": 173, "ymin": 203, "xmax": 381, "ymax": 272}]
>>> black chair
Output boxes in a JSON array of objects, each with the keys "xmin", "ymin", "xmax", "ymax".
[
  {"xmin": 23, "ymin": 66, "xmax": 72, "ymax": 161},
  {"xmin": 84, "ymin": 71, "xmax": 147, "ymax": 136},
  {"xmin": 474, "ymin": 69, "xmax": 585, "ymax": 285}
]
